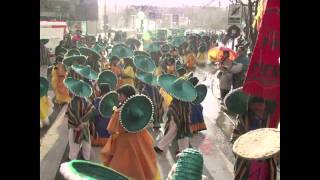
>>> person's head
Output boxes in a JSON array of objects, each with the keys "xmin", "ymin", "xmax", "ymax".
[
  {"xmin": 123, "ymin": 57, "xmax": 133, "ymax": 66},
  {"xmin": 110, "ymin": 56, "xmax": 120, "ymax": 65},
  {"xmin": 222, "ymin": 50, "xmax": 230, "ymax": 60},
  {"xmin": 248, "ymin": 97, "xmax": 266, "ymax": 118},
  {"xmin": 59, "ymin": 40, "xmax": 64, "ymax": 46},
  {"xmin": 171, "ymin": 48, "xmax": 178, "ymax": 56},
  {"xmin": 98, "ymin": 83, "xmax": 111, "ymax": 96},
  {"xmin": 116, "ymin": 85, "xmax": 136, "ymax": 103},
  {"xmin": 237, "ymin": 46, "xmax": 247, "ymax": 56},
  {"xmin": 56, "ymin": 55, "xmax": 63, "ymax": 63}
]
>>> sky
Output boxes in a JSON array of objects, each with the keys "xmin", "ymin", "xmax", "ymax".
[{"xmin": 98, "ymin": 0, "xmax": 232, "ymax": 8}]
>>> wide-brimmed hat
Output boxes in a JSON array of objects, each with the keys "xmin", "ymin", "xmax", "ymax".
[
  {"xmin": 193, "ymin": 84, "xmax": 207, "ymax": 105},
  {"xmin": 134, "ymin": 51, "xmax": 151, "ymax": 58},
  {"xmin": 59, "ymin": 160, "xmax": 129, "ymax": 180},
  {"xmin": 79, "ymin": 47, "xmax": 101, "ymax": 61},
  {"xmin": 145, "ymin": 42, "xmax": 161, "ymax": 53},
  {"xmin": 133, "ymin": 55, "xmax": 156, "ymax": 73},
  {"xmin": 99, "ymin": 91, "xmax": 119, "ymax": 118},
  {"xmin": 97, "ymin": 70, "xmax": 118, "ymax": 90},
  {"xmin": 233, "ymin": 128, "xmax": 280, "ymax": 160},
  {"xmin": 63, "ymin": 55, "xmax": 86, "ymax": 66},
  {"xmin": 71, "ymin": 64, "xmax": 98, "ymax": 80},
  {"xmin": 125, "ymin": 38, "xmax": 141, "ymax": 48},
  {"xmin": 40, "ymin": 39, "xmax": 49, "ymax": 45},
  {"xmin": 120, "ymin": 94, "xmax": 154, "ymax": 133},
  {"xmin": 158, "ymin": 74, "xmax": 197, "ymax": 102},
  {"xmin": 58, "ymin": 48, "xmax": 68, "ymax": 57},
  {"xmin": 173, "ymin": 148, "xmax": 204, "ymax": 180},
  {"xmin": 224, "ymin": 87, "xmax": 277, "ymax": 114},
  {"xmin": 110, "ymin": 44, "xmax": 134, "ymax": 59},
  {"xmin": 64, "ymin": 77, "xmax": 93, "ymax": 98},
  {"xmin": 161, "ymin": 44, "xmax": 171, "ymax": 54},
  {"xmin": 65, "ymin": 49, "xmax": 81, "ymax": 57},
  {"xmin": 170, "ymin": 36, "xmax": 185, "ymax": 48},
  {"xmin": 40, "ymin": 76, "xmax": 49, "ymax": 98},
  {"xmin": 135, "ymin": 70, "xmax": 158, "ymax": 86}
]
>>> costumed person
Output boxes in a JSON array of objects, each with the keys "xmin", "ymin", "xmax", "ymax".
[
  {"xmin": 79, "ymin": 47, "xmax": 101, "ymax": 73},
  {"xmin": 185, "ymin": 47, "xmax": 197, "ymax": 72},
  {"xmin": 100, "ymin": 85, "xmax": 161, "ymax": 180},
  {"xmin": 55, "ymin": 40, "xmax": 66, "ymax": 57},
  {"xmin": 64, "ymin": 77, "xmax": 95, "ymax": 160},
  {"xmin": 188, "ymin": 77, "xmax": 208, "ymax": 133},
  {"xmin": 60, "ymin": 160, "xmax": 130, "ymax": 180},
  {"xmin": 63, "ymin": 49, "xmax": 87, "ymax": 80},
  {"xmin": 218, "ymin": 50, "xmax": 233, "ymax": 104},
  {"xmin": 197, "ymin": 42, "xmax": 208, "ymax": 67},
  {"xmin": 120, "ymin": 57, "xmax": 135, "ymax": 87},
  {"xmin": 232, "ymin": 45, "xmax": 250, "ymax": 89},
  {"xmin": 154, "ymin": 74, "xmax": 197, "ymax": 154},
  {"xmin": 40, "ymin": 39, "xmax": 51, "ymax": 77},
  {"xmin": 90, "ymin": 70, "xmax": 118, "ymax": 146},
  {"xmin": 232, "ymin": 128, "xmax": 280, "ymax": 180},
  {"xmin": 51, "ymin": 55, "xmax": 72, "ymax": 105},
  {"xmin": 165, "ymin": 57, "xmax": 176, "ymax": 75},
  {"xmin": 108, "ymin": 56, "xmax": 123, "ymax": 88},
  {"xmin": 167, "ymin": 148, "xmax": 208, "ymax": 180},
  {"xmin": 40, "ymin": 76, "xmax": 54, "ymax": 128}
]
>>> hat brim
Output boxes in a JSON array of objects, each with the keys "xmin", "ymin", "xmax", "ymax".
[
  {"xmin": 158, "ymin": 74, "xmax": 197, "ymax": 102},
  {"xmin": 98, "ymin": 70, "xmax": 118, "ymax": 90},
  {"xmin": 120, "ymin": 95, "xmax": 154, "ymax": 133},
  {"xmin": 79, "ymin": 47, "xmax": 101, "ymax": 61},
  {"xmin": 133, "ymin": 55, "xmax": 156, "ymax": 73},
  {"xmin": 192, "ymin": 84, "xmax": 207, "ymax": 105},
  {"xmin": 63, "ymin": 55, "xmax": 86, "ymax": 66},
  {"xmin": 63, "ymin": 77, "xmax": 93, "ymax": 98},
  {"xmin": 40, "ymin": 76, "xmax": 49, "ymax": 97},
  {"xmin": 135, "ymin": 71, "xmax": 158, "ymax": 86},
  {"xmin": 134, "ymin": 51, "xmax": 151, "ymax": 58},
  {"xmin": 71, "ymin": 64, "xmax": 98, "ymax": 80},
  {"xmin": 99, "ymin": 91, "xmax": 119, "ymax": 118}
]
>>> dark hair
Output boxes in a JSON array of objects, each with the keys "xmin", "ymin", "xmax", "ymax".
[
  {"xmin": 116, "ymin": 85, "xmax": 136, "ymax": 98},
  {"xmin": 188, "ymin": 77, "xmax": 199, "ymax": 86},
  {"xmin": 98, "ymin": 83, "xmax": 111, "ymax": 95},
  {"xmin": 56, "ymin": 55, "xmax": 63, "ymax": 63},
  {"xmin": 111, "ymin": 56, "xmax": 120, "ymax": 62}
]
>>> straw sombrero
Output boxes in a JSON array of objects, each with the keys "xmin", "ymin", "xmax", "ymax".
[
  {"xmin": 158, "ymin": 74, "xmax": 197, "ymax": 102},
  {"xmin": 97, "ymin": 70, "xmax": 118, "ymax": 90},
  {"xmin": 173, "ymin": 148, "xmax": 204, "ymax": 180},
  {"xmin": 233, "ymin": 128, "xmax": 280, "ymax": 160},
  {"xmin": 133, "ymin": 55, "xmax": 156, "ymax": 73},
  {"xmin": 40, "ymin": 76, "xmax": 49, "ymax": 98},
  {"xmin": 110, "ymin": 44, "xmax": 134, "ymax": 59},
  {"xmin": 99, "ymin": 91, "xmax": 119, "ymax": 118},
  {"xmin": 193, "ymin": 84, "xmax": 207, "ymax": 105},
  {"xmin": 59, "ymin": 160, "xmax": 130, "ymax": 180},
  {"xmin": 120, "ymin": 94, "xmax": 154, "ymax": 133},
  {"xmin": 134, "ymin": 51, "xmax": 151, "ymax": 58},
  {"xmin": 71, "ymin": 64, "xmax": 98, "ymax": 80},
  {"xmin": 64, "ymin": 77, "xmax": 93, "ymax": 98},
  {"xmin": 79, "ymin": 47, "xmax": 101, "ymax": 61},
  {"xmin": 135, "ymin": 70, "xmax": 158, "ymax": 86}
]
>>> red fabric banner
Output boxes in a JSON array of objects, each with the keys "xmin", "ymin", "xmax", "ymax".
[{"xmin": 243, "ymin": 0, "xmax": 280, "ymax": 127}]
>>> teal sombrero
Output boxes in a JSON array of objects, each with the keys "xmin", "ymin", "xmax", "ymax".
[
  {"xmin": 120, "ymin": 94, "xmax": 154, "ymax": 133},
  {"xmin": 99, "ymin": 91, "xmax": 119, "ymax": 118},
  {"xmin": 170, "ymin": 36, "xmax": 185, "ymax": 48},
  {"xmin": 79, "ymin": 47, "xmax": 101, "ymax": 61},
  {"xmin": 161, "ymin": 44, "xmax": 171, "ymax": 54},
  {"xmin": 224, "ymin": 87, "xmax": 277, "ymax": 114},
  {"xmin": 145, "ymin": 42, "xmax": 161, "ymax": 53},
  {"xmin": 133, "ymin": 55, "xmax": 156, "ymax": 73},
  {"xmin": 71, "ymin": 64, "xmax": 98, "ymax": 80},
  {"xmin": 65, "ymin": 49, "xmax": 81, "ymax": 57},
  {"xmin": 158, "ymin": 74, "xmax": 197, "ymax": 102},
  {"xmin": 111, "ymin": 44, "xmax": 134, "ymax": 59},
  {"xmin": 135, "ymin": 70, "xmax": 158, "ymax": 86},
  {"xmin": 125, "ymin": 38, "xmax": 141, "ymax": 48},
  {"xmin": 193, "ymin": 84, "xmax": 207, "ymax": 105},
  {"xmin": 64, "ymin": 77, "xmax": 93, "ymax": 98},
  {"xmin": 40, "ymin": 76, "xmax": 49, "ymax": 98},
  {"xmin": 173, "ymin": 148, "xmax": 204, "ymax": 180},
  {"xmin": 134, "ymin": 51, "xmax": 151, "ymax": 58},
  {"xmin": 97, "ymin": 70, "xmax": 118, "ymax": 90},
  {"xmin": 63, "ymin": 49, "xmax": 86, "ymax": 66},
  {"xmin": 59, "ymin": 160, "xmax": 129, "ymax": 180}
]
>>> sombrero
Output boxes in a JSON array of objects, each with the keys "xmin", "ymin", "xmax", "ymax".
[
  {"xmin": 40, "ymin": 76, "xmax": 49, "ymax": 98},
  {"xmin": 97, "ymin": 70, "xmax": 118, "ymax": 90},
  {"xmin": 224, "ymin": 87, "xmax": 277, "ymax": 114},
  {"xmin": 59, "ymin": 160, "xmax": 129, "ymax": 180},
  {"xmin": 71, "ymin": 64, "xmax": 98, "ymax": 80},
  {"xmin": 173, "ymin": 148, "xmax": 204, "ymax": 180},
  {"xmin": 193, "ymin": 84, "xmax": 207, "ymax": 105},
  {"xmin": 133, "ymin": 55, "xmax": 156, "ymax": 73},
  {"xmin": 135, "ymin": 70, "xmax": 158, "ymax": 86},
  {"xmin": 79, "ymin": 47, "xmax": 101, "ymax": 61},
  {"xmin": 170, "ymin": 36, "xmax": 185, "ymax": 48},
  {"xmin": 99, "ymin": 91, "xmax": 119, "ymax": 118},
  {"xmin": 158, "ymin": 74, "xmax": 197, "ymax": 102},
  {"xmin": 134, "ymin": 51, "xmax": 151, "ymax": 58},
  {"xmin": 40, "ymin": 39, "xmax": 49, "ymax": 45},
  {"xmin": 145, "ymin": 42, "xmax": 161, "ymax": 53},
  {"xmin": 120, "ymin": 94, "xmax": 154, "ymax": 133},
  {"xmin": 233, "ymin": 128, "xmax": 280, "ymax": 160},
  {"xmin": 111, "ymin": 44, "xmax": 134, "ymax": 59},
  {"xmin": 58, "ymin": 48, "xmax": 68, "ymax": 57},
  {"xmin": 63, "ymin": 49, "xmax": 86, "ymax": 66},
  {"xmin": 92, "ymin": 44, "xmax": 104, "ymax": 53},
  {"xmin": 65, "ymin": 49, "xmax": 81, "ymax": 57},
  {"xmin": 64, "ymin": 77, "xmax": 93, "ymax": 98},
  {"xmin": 161, "ymin": 44, "xmax": 171, "ymax": 54},
  {"xmin": 125, "ymin": 38, "xmax": 141, "ymax": 48}
]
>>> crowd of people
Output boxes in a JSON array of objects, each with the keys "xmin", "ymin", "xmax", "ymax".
[{"xmin": 40, "ymin": 28, "xmax": 279, "ymax": 180}]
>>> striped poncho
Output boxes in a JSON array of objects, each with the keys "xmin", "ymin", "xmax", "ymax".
[
  {"xmin": 40, "ymin": 43, "xmax": 51, "ymax": 66},
  {"xmin": 67, "ymin": 96, "xmax": 94, "ymax": 143}
]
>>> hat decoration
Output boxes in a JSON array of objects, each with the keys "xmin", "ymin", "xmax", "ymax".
[
  {"xmin": 99, "ymin": 91, "xmax": 119, "ymax": 118},
  {"xmin": 71, "ymin": 64, "xmax": 98, "ymax": 80},
  {"xmin": 63, "ymin": 77, "xmax": 93, "ymax": 98},
  {"xmin": 40, "ymin": 76, "xmax": 49, "ymax": 98},
  {"xmin": 133, "ymin": 55, "xmax": 156, "ymax": 73},
  {"xmin": 97, "ymin": 70, "xmax": 118, "ymax": 90}
]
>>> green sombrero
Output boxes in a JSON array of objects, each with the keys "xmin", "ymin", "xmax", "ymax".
[
  {"xmin": 64, "ymin": 77, "xmax": 93, "ymax": 98},
  {"xmin": 173, "ymin": 148, "xmax": 204, "ymax": 180},
  {"xmin": 133, "ymin": 55, "xmax": 156, "ymax": 73},
  {"xmin": 63, "ymin": 49, "xmax": 86, "ymax": 66},
  {"xmin": 99, "ymin": 91, "xmax": 119, "ymax": 118},
  {"xmin": 40, "ymin": 76, "xmax": 49, "ymax": 98},
  {"xmin": 79, "ymin": 47, "xmax": 101, "ymax": 61},
  {"xmin": 59, "ymin": 160, "xmax": 129, "ymax": 180},
  {"xmin": 125, "ymin": 38, "xmax": 141, "ymax": 48},
  {"xmin": 224, "ymin": 87, "xmax": 277, "ymax": 114},
  {"xmin": 97, "ymin": 70, "xmax": 118, "ymax": 90},
  {"xmin": 170, "ymin": 36, "xmax": 185, "ymax": 48},
  {"xmin": 58, "ymin": 48, "xmax": 68, "ymax": 57},
  {"xmin": 134, "ymin": 51, "xmax": 151, "ymax": 58},
  {"xmin": 120, "ymin": 94, "xmax": 154, "ymax": 133},
  {"xmin": 193, "ymin": 84, "xmax": 207, "ymax": 105},
  {"xmin": 158, "ymin": 74, "xmax": 197, "ymax": 102},
  {"xmin": 93, "ymin": 44, "xmax": 104, "ymax": 53},
  {"xmin": 65, "ymin": 49, "xmax": 81, "ymax": 57},
  {"xmin": 71, "ymin": 64, "xmax": 98, "ymax": 80},
  {"xmin": 161, "ymin": 44, "xmax": 171, "ymax": 54},
  {"xmin": 111, "ymin": 44, "xmax": 134, "ymax": 59},
  {"xmin": 135, "ymin": 70, "xmax": 158, "ymax": 86},
  {"xmin": 146, "ymin": 42, "xmax": 161, "ymax": 53}
]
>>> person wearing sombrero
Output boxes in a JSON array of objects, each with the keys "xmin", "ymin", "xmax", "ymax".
[
  {"xmin": 64, "ymin": 77, "xmax": 95, "ymax": 161},
  {"xmin": 196, "ymin": 42, "xmax": 208, "ymax": 66},
  {"xmin": 120, "ymin": 57, "xmax": 136, "ymax": 87},
  {"xmin": 184, "ymin": 46, "xmax": 197, "ymax": 72},
  {"xmin": 63, "ymin": 49, "xmax": 87, "ymax": 80},
  {"xmin": 225, "ymin": 88, "xmax": 278, "ymax": 180},
  {"xmin": 107, "ymin": 55, "xmax": 123, "ymax": 88},
  {"xmin": 154, "ymin": 74, "xmax": 196, "ymax": 154},
  {"xmin": 80, "ymin": 47, "xmax": 101, "ymax": 73},
  {"xmin": 51, "ymin": 55, "xmax": 71, "ymax": 105},
  {"xmin": 40, "ymin": 76, "xmax": 53, "ymax": 128},
  {"xmin": 100, "ymin": 85, "xmax": 161, "ymax": 180}
]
